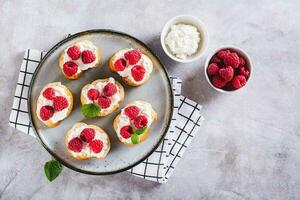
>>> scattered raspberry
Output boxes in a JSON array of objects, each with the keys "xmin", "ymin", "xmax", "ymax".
[
  {"xmin": 212, "ymin": 75, "xmax": 227, "ymax": 89},
  {"xmin": 124, "ymin": 106, "xmax": 140, "ymax": 120},
  {"xmin": 87, "ymin": 88, "xmax": 99, "ymax": 101},
  {"xmin": 68, "ymin": 137, "xmax": 83, "ymax": 152},
  {"xmin": 103, "ymin": 83, "xmax": 117, "ymax": 97},
  {"xmin": 63, "ymin": 61, "xmax": 78, "ymax": 77},
  {"xmin": 207, "ymin": 63, "xmax": 219, "ymax": 76},
  {"xmin": 232, "ymin": 75, "xmax": 247, "ymax": 89},
  {"xmin": 124, "ymin": 49, "xmax": 141, "ymax": 65},
  {"xmin": 67, "ymin": 46, "xmax": 81, "ymax": 60},
  {"xmin": 211, "ymin": 55, "xmax": 221, "ymax": 64},
  {"xmin": 131, "ymin": 65, "xmax": 145, "ymax": 82},
  {"xmin": 53, "ymin": 96, "xmax": 69, "ymax": 111},
  {"xmin": 239, "ymin": 67, "xmax": 250, "ymax": 78},
  {"xmin": 114, "ymin": 58, "xmax": 126, "ymax": 71},
  {"xmin": 81, "ymin": 50, "xmax": 96, "ymax": 64},
  {"xmin": 217, "ymin": 50, "xmax": 230, "ymax": 59},
  {"xmin": 224, "ymin": 52, "xmax": 240, "ymax": 68},
  {"xmin": 89, "ymin": 140, "xmax": 103, "ymax": 153},
  {"xmin": 40, "ymin": 105, "xmax": 54, "ymax": 121},
  {"xmin": 97, "ymin": 96, "xmax": 111, "ymax": 109},
  {"xmin": 80, "ymin": 128, "xmax": 95, "ymax": 143},
  {"xmin": 239, "ymin": 57, "xmax": 246, "ymax": 66},
  {"xmin": 134, "ymin": 115, "xmax": 148, "ymax": 129},
  {"xmin": 43, "ymin": 88, "xmax": 55, "ymax": 100},
  {"xmin": 120, "ymin": 125, "xmax": 133, "ymax": 139},
  {"xmin": 219, "ymin": 66, "xmax": 234, "ymax": 82}
]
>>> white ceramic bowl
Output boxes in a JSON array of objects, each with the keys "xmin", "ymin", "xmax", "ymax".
[
  {"xmin": 160, "ymin": 15, "xmax": 208, "ymax": 63},
  {"xmin": 204, "ymin": 45, "xmax": 253, "ymax": 93}
]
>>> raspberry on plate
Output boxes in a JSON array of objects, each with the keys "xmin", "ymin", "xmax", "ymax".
[
  {"xmin": 224, "ymin": 52, "xmax": 240, "ymax": 68},
  {"xmin": 219, "ymin": 66, "xmax": 234, "ymax": 82},
  {"xmin": 114, "ymin": 58, "xmax": 126, "ymax": 71},
  {"xmin": 124, "ymin": 49, "xmax": 142, "ymax": 65},
  {"xmin": 131, "ymin": 65, "xmax": 145, "ymax": 82},
  {"xmin": 103, "ymin": 83, "xmax": 117, "ymax": 97},
  {"xmin": 97, "ymin": 96, "xmax": 111, "ymax": 109},
  {"xmin": 239, "ymin": 67, "xmax": 250, "ymax": 78},
  {"xmin": 42, "ymin": 88, "xmax": 55, "ymax": 100},
  {"xmin": 87, "ymin": 88, "xmax": 99, "ymax": 101},
  {"xmin": 82, "ymin": 50, "xmax": 96, "ymax": 64},
  {"xmin": 68, "ymin": 137, "xmax": 83, "ymax": 152},
  {"xmin": 120, "ymin": 125, "xmax": 133, "ymax": 139},
  {"xmin": 67, "ymin": 46, "xmax": 81, "ymax": 60},
  {"xmin": 40, "ymin": 105, "xmax": 54, "ymax": 121},
  {"xmin": 207, "ymin": 63, "xmax": 219, "ymax": 76},
  {"xmin": 53, "ymin": 96, "xmax": 69, "ymax": 111},
  {"xmin": 212, "ymin": 75, "xmax": 227, "ymax": 89},
  {"xmin": 63, "ymin": 61, "xmax": 78, "ymax": 77},
  {"xmin": 232, "ymin": 75, "xmax": 247, "ymax": 89},
  {"xmin": 124, "ymin": 105, "xmax": 140, "ymax": 120},
  {"xmin": 89, "ymin": 140, "xmax": 103, "ymax": 153},
  {"xmin": 80, "ymin": 128, "xmax": 95, "ymax": 143},
  {"xmin": 134, "ymin": 115, "xmax": 148, "ymax": 129}
]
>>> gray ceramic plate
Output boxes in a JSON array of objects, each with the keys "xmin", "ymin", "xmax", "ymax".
[{"xmin": 28, "ymin": 30, "xmax": 173, "ymax": 175}]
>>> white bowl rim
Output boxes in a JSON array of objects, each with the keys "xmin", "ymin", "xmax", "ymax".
[
  {"xmin": 160, "ymin": 14, "xmax": 209, "ymax": 63},
  {"xmin": 204, "ymin": 45, "xmax": 253, "ymax": 93}
]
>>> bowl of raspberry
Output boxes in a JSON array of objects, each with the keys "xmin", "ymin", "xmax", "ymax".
[{"xmin": 204, "ymin": 45, "xmax": 252, "ymax": 93}]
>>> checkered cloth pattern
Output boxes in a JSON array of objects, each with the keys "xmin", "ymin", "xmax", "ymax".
[{"xmin": 9, "ymin": 49, "xmax": 204, "ymax": 183}]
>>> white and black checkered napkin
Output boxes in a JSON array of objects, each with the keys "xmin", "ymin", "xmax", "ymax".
[{"xmin": 9, "ymin": 49, "xmax": 204, "ymax": 183}]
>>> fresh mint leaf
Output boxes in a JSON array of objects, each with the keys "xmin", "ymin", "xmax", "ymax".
[
  {"xmin": 131, "ymin": 133, "xmax": 139, "ymax": 144},
  {"xmin": 134, "ymin": 127, "xmax": 147, "ymax": 135},
  {"xmin": 44, "ymin": 160, "xmax": 63, "ymax": 182},
  {"xmin": 82, "ymin": 103, "xmax": 100, "ymax": 118}
]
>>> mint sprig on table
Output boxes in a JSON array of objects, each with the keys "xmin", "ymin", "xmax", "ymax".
[
  {"xmin": 82, "ymin": 103, "xmax": 101, "ymax": 118},
  {"xmin": 44, "ymin": 159, "xmax": 63, "ymax": 182},
  {"xmin": 131, "ymin": 127, "xmax": 147, "ymax": 144}
]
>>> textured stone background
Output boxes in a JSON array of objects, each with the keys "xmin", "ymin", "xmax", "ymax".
[{"xmin": 1, "ymin": 0, "xmax": 300, "ymax": 199}]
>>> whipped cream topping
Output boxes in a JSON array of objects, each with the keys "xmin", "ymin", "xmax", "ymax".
[
  {"xmin": 67, "ymin": 124, "xmax": 109, "ymax": 158},
  {"xmin": 81, "ymin": 77, "xmax": 121, "ymax": 112},
  {"xmin": 116, "ymin": 101, "xmax": 154, "ymax": 143},
  {"xmin": 63, "ymin": 40, "xmax": 99, "ymax": 75},
  {"xmin": 37, "ymin": 83, "xmax": 71, "ymax": 124},
  {"xmin": 112, "ymin": 48, "xmax": 153, "ymax": 84}
]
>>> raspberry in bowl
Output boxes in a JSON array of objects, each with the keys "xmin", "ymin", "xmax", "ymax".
[{"xmin": 204, "ymin": 45, "xmax": 252, "ymax": 93}]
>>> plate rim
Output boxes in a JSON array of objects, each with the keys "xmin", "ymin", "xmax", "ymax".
[{"xmin": 27, "ymin": 29, "xmax": 174, "ymax": 175}]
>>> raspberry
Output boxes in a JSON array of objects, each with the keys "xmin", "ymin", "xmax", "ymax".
[
  {"xmin": 124, "ymin": 50, "xmax": 141, "ymax": 65},
  {"xmin": 219, "ymin": 66, "xmax": 234, "ymax": 82},
  {"xmin": 131, "ymin": 65, "xmax": 145, "ymax": 82},
  {"xmin": 207, "ymin": 63, "xmax": 219, "ymax": 76},
  {"xmin": 134, "ymin": 115, "xmax": 148, "ymax": 129},
  {"xmin": 67, "ymin": 46, "xmax": 81, "ymax": 60},
  {"xmin": 89, "ymin": 140, "xmax": 103, "ymax": 153},
  {"xmin": 43, "ymin": 88, "xmax": 55, "ymax": 100},
  {"xmin": 212, "ymin": 75, "xmax": 227, "ymax": 89},
  {"xmin": 239, "ymin": 57, "xmax": 246, "ymax": 66},
  {"xmin": 114, "ymin": 58, "xmax": 126, "ymax": 71},
  {"xmin": 124, "ymin": 106, "xmax": 140, "ymax": 120},
  {"xmin": 232, "ymin": 75, "xmax": 247, "ymax": 89},
  {"xmin": 224, "ymin": 52, "xmax": 240, "ymax": 68},
  {"xmin": 63, "ymin": 61, "xmax": 78, "ymax": 77},
  {"xmin": 81, "ymin": 50, "xmax": 96, "ymax": 64},
  {"xmin": 211, "ymin": 55, "xmax": 221, "ymax": 64},
  {"xmin": 40, "ymin": 105, "xmax": 54, "ymax": 121},
  {"xmin": 97, "ymin": 96, "xmax": 111, "ymax": 109},
  {"xmin": 103, "ymin": 83, "xmax": 117, "ymax": 97},
  {"xmin": 239, "ymin": 67, "xmax": 250, "ymax": 78},
  {"xmin": 80, "ymin": 128, "xmax": 95, "ymax": 143},
  {"xmin": 53, "ymin": 96, "xmax": 69, "ymax": 111},
  {"xmin": 87, "ymin": 88, "xmax": 99, "ymax": 101},
  {"xmin": 68, "ymin": 137, "xmax": 83, "ymax": 152},
  {"xmin": 120, "ymin": 125, "xmax": 133, "ymax": 139},
  {"xmin": 217, "ymin": 50, "xmax": 230, "ymax": 59}
]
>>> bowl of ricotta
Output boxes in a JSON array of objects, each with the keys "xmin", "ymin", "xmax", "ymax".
[{"xmin": 161, "ymin": 15, "xmax": 208, "ymax": 63}]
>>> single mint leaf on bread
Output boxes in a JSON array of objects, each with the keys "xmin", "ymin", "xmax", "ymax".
[
  {"xmin": 82, "ymin": 103, "xmax": 101, "ymax": 118},
  {"xmin": 44, "ymin": 159, "xmax": 63, "ymax": 182},
  {"xmin": 131, "ymin": 133, "xmax": 139, "ymax": 144},
  {"xmin": 134, "ymin": 127, "xmax": 147, "ymax": 135}
]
